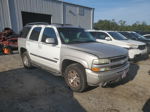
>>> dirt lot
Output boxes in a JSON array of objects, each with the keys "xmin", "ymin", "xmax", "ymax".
[{"xmin": 0, "ymin": 54, "xmax": 149, "ymax": 112}]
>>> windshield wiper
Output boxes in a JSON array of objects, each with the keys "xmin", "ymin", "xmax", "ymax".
[
  {"xmin": 84, "ymin": 40, "xmax": 96, "ymax": 43},
  {"xmin": 68, "ymin": 40, "xmax": 95, "ymax": 44}
]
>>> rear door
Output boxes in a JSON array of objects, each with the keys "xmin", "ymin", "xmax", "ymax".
[{"xmin": 26, "ymin": 26, "xmax": 42, "ymax": 62}]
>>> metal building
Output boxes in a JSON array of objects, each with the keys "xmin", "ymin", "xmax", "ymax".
[{"xmin": 0, "ymin": 0, "xmax": 94, "ymax": 33}]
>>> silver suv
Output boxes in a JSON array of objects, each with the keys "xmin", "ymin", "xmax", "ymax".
[{"xmin": 18, "ymin": 23, "xmax": 129, "ymax": 92}]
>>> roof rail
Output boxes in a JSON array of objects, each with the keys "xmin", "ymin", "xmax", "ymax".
[
  {"xmin": 25, "ymin": 22, "xmax": 50, "ymax": 26},
  {"xmin": 25, "ymin": 22, "xmax": 73, "ymax": 27},
  {"xmin": 51, "ymin": 23, "xmax": 73, "ymax": 26}
]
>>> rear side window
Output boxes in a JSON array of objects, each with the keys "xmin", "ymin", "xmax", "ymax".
[
  {"xmin": 29, "ymin": 27, "xmax": 41, "ymax": 41},
  {"xmin": 20, "ymin": 27, "xmax": 31, "ymax": 38},
  {"xmin": 90, "ymin": 32, "xmax": 97, "ymax": 38}
]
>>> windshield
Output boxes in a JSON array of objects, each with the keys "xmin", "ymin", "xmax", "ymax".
[
  {"xmin": 108, "ymin": 32, "xmax": 128, "ymax": 40},
  {"xmin": 131, "ymin": 32, "xmax": 147, "ymax": 39},
  {"xmin": 57, "ymin": 28, "xmax": 96, "ymax": 44}
]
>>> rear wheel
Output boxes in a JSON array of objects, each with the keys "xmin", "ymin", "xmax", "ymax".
[
  {"xmin": 64, "ymin": 63, "xmax": 87, "ymax": 92},
  {"xmin": 22, "ymin": 52, "xmax": 32, "ymax": 69}
]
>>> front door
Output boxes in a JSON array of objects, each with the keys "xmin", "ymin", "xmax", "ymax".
[{"xmin": 37, "ymin": 27, "xmax": 60, "ymax": 71}]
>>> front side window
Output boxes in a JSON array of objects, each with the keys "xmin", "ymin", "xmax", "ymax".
[
  {"xmin": 29, "ymin": 27, "xmax": 41, "ymax": 41},
  {"xmin": 108, "ymin": 32, "xmax": 128, "ymax": 40},
  {"xmin": 57, "ymin": 28, "xmax": 95, "ymax": 44},
  {"xmin": 41, "ymin": 28, "xmax": 57, "ymax": 42},
  {"xmin": 96, "ymin": 32, "xmax": 109, "ymax": 40}
]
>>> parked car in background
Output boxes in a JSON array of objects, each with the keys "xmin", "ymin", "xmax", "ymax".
[
  {"xmin": 119, "ymin": 31, "xmax": 150, "ymax": 53},
  {"xmin": 143, "ymin": 34, "xmax": 150, "ymax": 39},
  {"xmin": 87, "ymin": 30, "xmax": 147, "ymax": 60},
  {"xmin": 18, "ymin": 23, "xmax": 129, "ymax": 92}
]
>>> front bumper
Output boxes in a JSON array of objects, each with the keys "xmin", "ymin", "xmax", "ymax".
[
  {"xmin": 86, "ymin": 62, "xmax": 130, "ymax": 86},
  {"xmin": 128, "ymin": 48, "xmax": 147, "ymax": 59}
]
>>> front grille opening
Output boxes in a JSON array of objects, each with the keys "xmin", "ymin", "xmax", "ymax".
[
  {"xmin": 138, "ymin": 45, "xmax": 145, "ymax": 50},
  {"xmin": 111, "ymin": 56, "xmax": 127, "ymax": 63},
  {"xmin": 111, "ymin": 62, "xmax": 127, "ymax": 69}
]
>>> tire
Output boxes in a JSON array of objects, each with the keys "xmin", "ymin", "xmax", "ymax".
[
  {"xmin": 64, "ymin": 63, "xmax": 87, "ymax": 92},
  {"xmin": 22, "ymin": 51, "xmax": 32, "ymax": 69}
]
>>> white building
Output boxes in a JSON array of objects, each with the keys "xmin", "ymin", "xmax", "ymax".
[{"xmin": 0, "ymin": 0, "xmax": 94, "ymax": 33}]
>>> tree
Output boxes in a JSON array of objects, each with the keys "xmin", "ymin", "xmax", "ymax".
[{"xmin": 94, "ymin": 19, "xmax": 150, "ymax": 32}]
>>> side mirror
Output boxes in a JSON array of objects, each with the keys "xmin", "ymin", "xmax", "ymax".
[
  {"xmin": 105, "ymin": 37, "xmax": 111, "ymax": 41},
  {"xmin": 45, "ymin": 38, "xmax": 55, "ymax": 44}
]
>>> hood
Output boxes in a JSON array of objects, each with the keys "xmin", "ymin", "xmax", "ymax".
[
  {"xmin": 63, "ymin": 42, "xmax": 128, "ymax": 58},
  {"xmin": 114, "ymin": 39, "xmax": 145, "ymax": 47}
]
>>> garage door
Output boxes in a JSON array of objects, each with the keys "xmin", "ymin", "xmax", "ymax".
[{"xmin": 21, "ymin": 11, "xmax": 51, "ymax": 26}]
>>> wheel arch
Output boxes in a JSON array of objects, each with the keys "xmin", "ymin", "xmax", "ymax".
[
  {"xmin": 20, "ymin": 47, "xmax": 27, "ymax": 56},
  {"xmin": 61, "ymin": 57, "xmax": 88, "ymax": 75}
]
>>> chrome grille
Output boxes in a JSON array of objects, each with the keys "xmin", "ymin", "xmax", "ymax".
[
  {"xmin": 109, "ymin": 55, "xmax": 128, "ymax": 70},
  {"xmin": 111, "ymin": 56, "xmax": 127, "ymax": 63},
  {"xmin": 111, "ymin": 62, "xmax": 127, "ymax": 69}
]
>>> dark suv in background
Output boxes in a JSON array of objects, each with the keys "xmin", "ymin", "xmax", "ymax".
[{"xmin": 119, "ymin": 31, "xmax": 150, "ymax": 53}]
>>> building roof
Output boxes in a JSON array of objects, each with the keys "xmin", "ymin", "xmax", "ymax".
[{"xmin": 52, "ymin": 0, "xmax": 94, "ymax": 9}]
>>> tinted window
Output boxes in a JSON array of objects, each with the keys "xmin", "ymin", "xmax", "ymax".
[
  {"xmin": 96, "ymin": 32, "xmax": 109, "ymax": 40},
  {"xmin": 20, "ymin": 27, "xmax": 31, "ymax": 38},
  {"xmin": 120, "ymin": 32, "xmax": 136, "ymax": 39},
  {"xmin": 108, "ymin": 32, "xmax": 128, "ymax": 40},
  {"xmin": 29, "ymin": 27, "xmax": 41, "ymax": 41},
  {"xmin": 131, "ymin": 32, "xmax": 147, "ymax": 39},
  {"xmin": 89, "ymin": 32, "xmax": 97, "ymax": 38},
  {"xmin": 41, "ymin": 28, "xmax": 57, "ymax": 42}
]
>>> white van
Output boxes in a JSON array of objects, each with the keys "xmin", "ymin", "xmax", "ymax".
[{"xmin": 87, "ymin": 30, "xmax": 147, "ymax": 60}]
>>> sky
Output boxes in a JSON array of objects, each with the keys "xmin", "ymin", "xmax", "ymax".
[{"xmin": 64, "ymin": 0, "xmax": 150, "ymax": 25}]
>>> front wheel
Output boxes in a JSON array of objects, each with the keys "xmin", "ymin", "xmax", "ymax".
[{"xmin": 64, "ymin": 63, "xmax": 87, "ymax": 92}]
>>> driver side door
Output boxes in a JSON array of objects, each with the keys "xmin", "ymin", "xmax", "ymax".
[{"xmin": 37, "ymin": 27, "xmax": 61, "ymax": 72}]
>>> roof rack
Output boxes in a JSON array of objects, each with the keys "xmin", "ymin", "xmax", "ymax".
[
  {"xmin": 25, "ymin": 22, "xmax": 73, "ymax": 27},
  {"xmin": 25, "ymin": 22, "xmax": 50, "ymax": 26},
  {"xmin": 51, "ymin": 23, "xmax": 73, "ymax": 27}
]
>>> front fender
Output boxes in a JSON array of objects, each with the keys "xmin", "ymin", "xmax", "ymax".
[{"xmin": 61, "ymin": 55, "xmax": 89, "ymax": 69}]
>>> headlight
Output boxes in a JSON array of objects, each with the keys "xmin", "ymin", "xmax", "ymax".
[
  {"xmin": 93, "ymin": 59, "xmax": 110, "ymax": 65},
  {"xmin": 127, "ymin": 44, "xmax": 138, "ymax": 49},
  {"xmin": 92, "ymin": 59, "xmax": 110, "ymax": 72}
]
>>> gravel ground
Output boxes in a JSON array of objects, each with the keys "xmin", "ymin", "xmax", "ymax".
[{"xmin": 0, "ymin": 54, "xmax": 149, "ymax": 112}]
